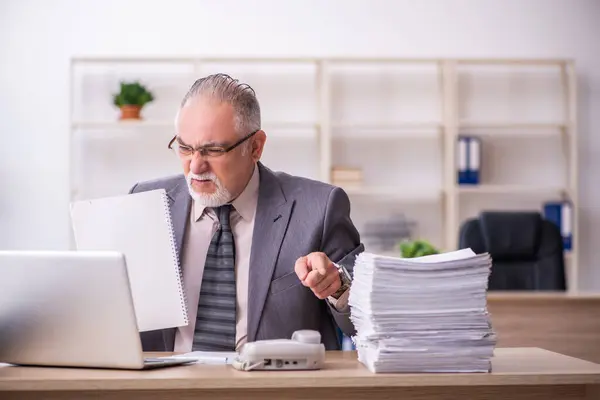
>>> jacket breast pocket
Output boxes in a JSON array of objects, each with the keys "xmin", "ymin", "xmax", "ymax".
[
  {"xmin": 269, "ymin": 271, "xmax": 302, "ymax": 295},
  {"xmin": 261, "ymin": 270, "xmax": 319, "ymax": 341}
]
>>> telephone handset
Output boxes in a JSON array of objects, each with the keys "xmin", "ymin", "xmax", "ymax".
[{"xmin": 231, "ymin": 330, "xmax": 326, "ymax": 371}]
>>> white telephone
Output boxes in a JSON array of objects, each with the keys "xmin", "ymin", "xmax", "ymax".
[{"xmin": 231, "ymin": 330, "xmax": 326, "ymax": 371}]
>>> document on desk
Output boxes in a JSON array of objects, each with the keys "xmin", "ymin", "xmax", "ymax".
[
  {"xmin": 348, "ymin": 248, "xmax": 497, "ymax": 373},
  {"xmin": 171, "ymin": 351, "xmax": 238, "ymax": 365}
]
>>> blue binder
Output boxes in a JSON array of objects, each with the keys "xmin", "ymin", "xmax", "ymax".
[
  {"xmin": 467, "ymin": 136, "xmax": 481, "ymax": 184},
  {"xmin": 457, "ymin": 136, "xmax": 469, "ymax": 184},
  {"xmin": 543, "ymin": 201, "xmax": 573, "ymax": 251},
  {"xmin": 457, "ymin": 136, "xmax": 481, "ymax": 185}
]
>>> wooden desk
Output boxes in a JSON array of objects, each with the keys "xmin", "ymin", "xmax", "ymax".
[
  {"xmin": 0, "ymin": 348, "xmax": 599, "ymax": 400},
  {"xmin": 487, "ymin": 292, "xmax": 600, "ymax": 363}
]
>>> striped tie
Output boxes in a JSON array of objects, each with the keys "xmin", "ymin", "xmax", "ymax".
[{"xmin": 192, "ymin": 204, "xmax": 237, "ymax": 351}]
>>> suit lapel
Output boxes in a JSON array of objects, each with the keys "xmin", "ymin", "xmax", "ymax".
[
  {"xmin": 163, "ymin": 177, "xmax": 191, "ymax": 351},
  {"xmin": 166, "ymin": 178, "xmax": 191, "ymax": 262},
  {"xmin": 247, "ymin": 163, "xmax": 294, "ymax": 342}
]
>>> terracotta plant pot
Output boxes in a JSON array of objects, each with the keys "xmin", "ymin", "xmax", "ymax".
[{"xmin": 119, "ymin": 105, "xmax": 142, "ymax": 120}]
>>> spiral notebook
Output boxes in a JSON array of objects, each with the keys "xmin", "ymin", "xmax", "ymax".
[{"xmin": 69, "ymin": 189, "xmax": 188, "ymax": 332}]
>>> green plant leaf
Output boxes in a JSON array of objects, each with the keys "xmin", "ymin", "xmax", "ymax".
[
  {"xmin": 399, "ymin": 239, "xmax": 439, "ymax": 258},
  {"xmin": 113, "ymin": 81, "xmax": 154, "ymax": 107}
]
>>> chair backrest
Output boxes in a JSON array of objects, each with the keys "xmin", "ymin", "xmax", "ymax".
[{"xmin": 458, "ymin": 211, "xmax": 566, "ymax": 290}]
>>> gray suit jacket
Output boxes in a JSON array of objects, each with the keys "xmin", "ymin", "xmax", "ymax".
[{"xmin": 129, "ymin": 162, "xmax": 364, "ymax": 351}]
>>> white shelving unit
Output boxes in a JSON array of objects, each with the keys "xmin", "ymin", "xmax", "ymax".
[{"xmin": 69, "ymin": 56, "xmax": 579, "ymax": 292}]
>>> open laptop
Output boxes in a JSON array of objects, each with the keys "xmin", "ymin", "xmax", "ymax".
[{"xmin": 0, "ymin": 250, "xmax": 194, "ymax": 370}]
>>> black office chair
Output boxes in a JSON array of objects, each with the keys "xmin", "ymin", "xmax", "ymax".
[{"xmin": 458, "ymin": 211, "xmax": 566, "ymax": 290}]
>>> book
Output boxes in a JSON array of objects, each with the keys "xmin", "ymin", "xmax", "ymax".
[
  {"xmin": 69, "ymin": 189, "xmax": 188, "ymax": 332},
  {"xmin": 331, "ymin": 166, "xmax": 364, "ymax": 190}
]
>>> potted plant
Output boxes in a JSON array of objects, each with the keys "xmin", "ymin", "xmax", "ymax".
[
  {"xmin": 399, "ymin": 239, "xmax": 439, "ymax": 258},
  {"xmin": 112, "ymin": 81, "xmax": 154, "ymax": 120}
]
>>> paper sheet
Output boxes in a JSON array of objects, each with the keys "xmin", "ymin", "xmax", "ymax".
[{"xmin": 171, "ymin": 351, "xmax": 238, "ymax": 365}]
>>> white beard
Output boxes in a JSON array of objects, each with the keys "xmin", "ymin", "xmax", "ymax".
[{"xmin": 186, "ymin": 172, "xmax": 232, "ymax": 207}]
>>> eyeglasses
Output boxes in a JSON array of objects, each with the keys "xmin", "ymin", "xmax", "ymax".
[{"xmin": 168, "ymin": 129, "xmax": 259, "ymax": 158}]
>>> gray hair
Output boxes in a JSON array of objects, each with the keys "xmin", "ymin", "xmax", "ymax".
[{"xmin": 178, "ymin": 73, "xmax": 261, "ymax": 137}]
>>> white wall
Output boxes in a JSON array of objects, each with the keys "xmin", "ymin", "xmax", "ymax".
[{"xmin": 1, "ymin": 0, "xmax": 599, "ymax": 288}]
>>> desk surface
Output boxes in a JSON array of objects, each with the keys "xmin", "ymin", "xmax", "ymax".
[{"xmin": 1, "ymin": 347, "xmax": 599, "ymax": 392}]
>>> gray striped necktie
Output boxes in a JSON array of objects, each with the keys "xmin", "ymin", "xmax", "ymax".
[{"xmin": 192, "ymin": 204, "xmax": 237, "ymax": 351}]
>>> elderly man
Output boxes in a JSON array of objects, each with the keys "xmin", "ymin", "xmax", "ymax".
[{"xmin": 129, "ymin": 73, "xmax": 364, "ymax": 352}]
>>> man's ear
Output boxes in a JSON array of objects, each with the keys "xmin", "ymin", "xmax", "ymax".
[{"xmin": 251, "ymin": 130, "xmax": 267, "ymax": 162}]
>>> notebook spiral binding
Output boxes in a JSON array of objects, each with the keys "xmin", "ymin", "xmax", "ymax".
[{"xmin": 161, "ymin": 190, "xmax": 189, "ymax": 324}]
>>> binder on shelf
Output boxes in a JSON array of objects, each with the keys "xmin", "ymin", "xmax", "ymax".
[
  {"xmin": 562, "ymin": 202, "xmax": 573, "ymax": 251},
  {"xmin": 457, "ymin": 136, "xmax": 481, "ymax": 185},
  {"xmin": 467, "ymin": 136, "xmax": 481, "ymax": 185},
  {"xmin": 543, "ymin": 201, "xmax": 573, "ymax": 251},
  {"xmin": 457, "ymin": 136, "xmax": 469, "ymax": 184},
  {"xmin": 69, "ymin": 189, "xmax": 189, "ymax": 332}
]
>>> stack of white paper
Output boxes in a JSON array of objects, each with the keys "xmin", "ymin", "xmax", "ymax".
[{"xmin": 348, "ymin": 248, "xmax": 496, "ymax": 373}]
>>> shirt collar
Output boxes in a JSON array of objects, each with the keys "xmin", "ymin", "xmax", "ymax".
[{"xmin": 192, "ymin": 163, "xmax": 260, "ymax": 222}]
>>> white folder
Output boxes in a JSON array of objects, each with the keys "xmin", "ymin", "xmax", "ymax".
[{"xmin": 70, "ymin": 189, "xmax": 188, "ymax": 332}]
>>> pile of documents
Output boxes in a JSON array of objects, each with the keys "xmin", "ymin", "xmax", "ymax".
[{"xmin": 348, "ymin": 248, "xmax": 496, "ymax": 373}]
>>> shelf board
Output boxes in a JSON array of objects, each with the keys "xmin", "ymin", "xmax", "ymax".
[
  {"xmin": 458, "ymin": 122, "xmax": 566, "ymax": 131},
  {"xmin": 72, "ymin": 120, "xmax": 174, "ymax": 130},
  {"xmin": 72, "ymin": 120, "xmax": 318, "ymax": 138},
  {"xmin": 331, "ymin": 122, "xmax": 442, "ymax": 139},
  {"xmin": 455, "ymin": 58, "xmax": 569, "ymax": 66},
  {"xmin": 340, "ymin": 185, "xmax": 442, "ymax": 201},
  {"xmin": 263, "ymin": 122, "xmax": 319, "ymax": 129},
  {"xmin": 262, "ymin": 122, "xmax": 320, "ymax": 138},
  {"xmin": 332, "ymin": 122, "xmax": 442, "ymax": 130},
  {"xmin": 71, "ymin": 56, "xmax": 570, "ymax": 65},
  {"xmin": 458, "ymin": 184, "xmax": 566, "ymax": 195},
  {"xmin": 485, "ymin": 291, "xmax": 600, "ymax": 301}
]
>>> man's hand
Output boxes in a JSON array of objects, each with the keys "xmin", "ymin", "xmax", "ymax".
[{"xmin": 295, "ymin": 252, "xmax": 341, "ymax": 300}]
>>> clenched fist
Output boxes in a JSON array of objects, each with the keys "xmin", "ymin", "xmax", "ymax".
[{"xmin": 295, "ymin": 252, "xmax": 341, "ymax": 300}]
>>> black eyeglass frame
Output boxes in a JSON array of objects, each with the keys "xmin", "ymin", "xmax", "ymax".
[{"xmin": 168, "ymin": 129, "xmax": 259, "ymax": 158}]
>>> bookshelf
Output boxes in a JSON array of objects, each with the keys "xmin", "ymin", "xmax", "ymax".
[{"xmin": 69, "ymin": 56, "xmax": 579, "ymax": 292}]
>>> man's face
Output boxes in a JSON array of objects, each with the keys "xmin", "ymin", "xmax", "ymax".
[{"xmin": 175, "ymin": 97, "xmax": 265, "ymax": 206}]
